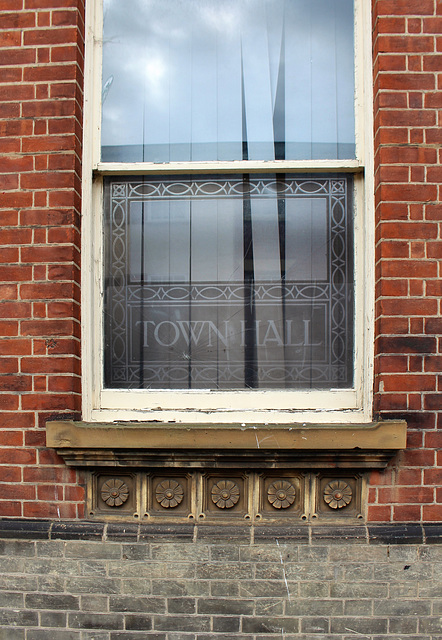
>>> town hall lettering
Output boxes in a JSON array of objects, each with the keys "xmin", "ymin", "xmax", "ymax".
[{"xmin": 135, "ymin": 319, "xmax": 322, "ymax": 348}]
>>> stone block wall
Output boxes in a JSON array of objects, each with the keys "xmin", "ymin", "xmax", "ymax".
[{"xmin": 0, "ymin": 523, "xmax": 441, "ymax": 639}]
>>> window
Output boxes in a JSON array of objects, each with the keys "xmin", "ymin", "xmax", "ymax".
[{"xmin": 82, "ymin": 0, "xmax": 374, "ymax": 424}]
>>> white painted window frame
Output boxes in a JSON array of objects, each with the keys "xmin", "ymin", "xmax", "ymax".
[{"xmin": 81, "ymin": 0, "xmax": 374, "ymax": 425}]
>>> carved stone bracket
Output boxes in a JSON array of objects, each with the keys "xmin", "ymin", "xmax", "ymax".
[{"xmin": 88, "ymin": 470, "xmax": 365, "ymax": 521}]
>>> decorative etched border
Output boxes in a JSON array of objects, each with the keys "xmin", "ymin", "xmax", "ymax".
[{"xmin": 104, "ymin": 175, "xmax": 352, "ymax": 388}]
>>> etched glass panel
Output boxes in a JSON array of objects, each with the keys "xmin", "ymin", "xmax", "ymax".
[
  {"xmin": 101, "ymin": 0, "xmax": 355, "ymax": 162},
  {"xmin": 104, "ymin": 175, "xmax": 354, "ymax": 389}
]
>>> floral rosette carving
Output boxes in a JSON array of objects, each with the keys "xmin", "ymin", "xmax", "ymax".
[
  {"xmin": 155, "ymin": 479, "xmax": 184, "ymax": 508},
  {"xmin": 267, "ymin": 480, "xmax": 296, "ymax": 509},
  {"xmin": 211, "ymin": 480, "xmax": 240, "ymax": 509},
  {"xmin": 323, "ymin": 480, "xmax": 352, "ymax": 509},
  {"xmin": 101, "ymin": 478, "xmax": 129, "ymax": 507}
]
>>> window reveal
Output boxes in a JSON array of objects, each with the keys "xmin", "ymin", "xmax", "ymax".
[{"xmin": 104, "ymin": 175, "xmax": 353, "ymax": 389}]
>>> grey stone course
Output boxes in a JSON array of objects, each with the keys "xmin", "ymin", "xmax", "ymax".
[
  {"xmin": 0, "ymin": 630, "xmax": 25, "ymax": 640},
  {"xmin": 166, "ymin": 598, "xmax": 195, "ymax": 615},
  {"xmin": 121, "ymin": 544, "xmax": 151, "ymax": 561},
  {"xmin": 0, "ymin": 540, "xmax": 35, "ymax": 557},
  {"xmin": 0, "ymin": 590, "xmax": 24, "ymax": 607},
  {"xmin": 124, "ymin": 613, "xmax": 153, "ymax": 630},
  {"xmin": 389, "ymin": 616, "xmax": 419, "ymax": 634},
  {"xmin": 212, "ymin": 615, "xmax": 241, "ymax": 632},
  {"xmin": 81, "ymin": 595, "xmax": 110, "ymax": 612},
  {"xmin": 26, "ymin": 631, "xmax": 80, "ymax": 640},
  {"xmin": 39, "ymin": 610, "xmax": 67, "ymax": 627},
  {"xmin": 209, "ymin": 580, "xmax": 239, "ymax": 596},
  {"xmin": 110, "ymin": 634, "xmax": 166, "ymax": 640},
  {"xmin": 197, "ymin": 597, "xmax": 254, "ymax": 615},
  {"xmin": 110, "ymin": 596, "xmax": 165, "ymax": 613},
  {"xmin": 0, "ymin": 536, "xmax": 439, "ymax": 639}
]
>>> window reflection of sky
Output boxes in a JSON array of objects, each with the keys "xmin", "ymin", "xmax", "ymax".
[{"xmin": 101, "ymin": 0, "xmax": 355, "ymax": 162}]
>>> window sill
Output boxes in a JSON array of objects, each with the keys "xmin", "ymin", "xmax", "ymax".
[{"xmin": 47, "ymin": 420, "xmax": 406, "ymax": 469}]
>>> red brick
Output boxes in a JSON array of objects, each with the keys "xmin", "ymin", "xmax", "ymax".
[
  {"xmin": 424, "ymin": 431, "xmax": 442, "ymax": 448},
  {"xmin": 52, "ymin": 9, "xmax": 79, "ymax": 26},
  {"xmin": 427, "ymin": 281, "xmax": 442, "ymax": 296},
  {"xmin": 21, "ymin": 244, "xmax": 78, "ymax": 263},
  {"xmin": 21, "ymin": 393, "xmax": 79, "ymax": 410},
  {"xmin": 422, "ymin": 504, "xmax": 442, "ymax": 521},
  {"xmin": 422, "ymin": 17, "xmax": 442, "ymax": 32},
  {"xmin": 21, "ymin": 356, "xmax": 80, "ymax": 375},
  {"xmin": 379, "ymin": 184, "xmax": 438, "ymax": 203},
  {"xmin": 48, "ymin": 264, "xmax": 80, "ymax": 281},
  {"xmin": 423, "ymin": 468, "xmax": 442, "ymax": 485},
  {"xmin": 0, "ymin": 11, "xmax": 35, "ymax": 28},
  {"xmin": 379, "ymin": 73, "xmax": 435, "ymax": 91},
  {"xmin": 0, "ymin": 284, "xmax": 17, "ymax": 300},
  {"xmin": 21, "ymin": 282, "xmax": 77, "ymax": 301},
  {"xmin": 378, "ymin": 35, "xmax": 434, "ymax": 53},
  {"xmin": 379, "ymin": 241, "xmax": 409, "ymax": 258},
  {"xmin": 376, "ymin": 16, "xmax": 406, "ymax": 33},
  {"xmin": 425, "ymin": 318, "xmax": 442, "ymax": 334},
  {"xmin": 22, "ymin": 135, "xmax": 76, "ymax": 153},
  {"xmin": 0, "ymin": 375, "xmax": 31, "ymax": 392},
  {"xmin": 380, "ymin": 299, "xmax": 437, "ymax": 316},
  {"xmin": 23, "ymin": 501, "xmax": 77, "ymax": 519},
  {"xmin": 382, "ymin": 260, "xmax": 437, "ymax": 278},
  {"xmin": 366, "ymin": 505, "xmax": 391, "ymax": 521},
  {"xmin": 378, "ymin": 393, "xmax": 407, "ymax": 410},
  {"xmin": 377, "ymin": 128, "xmax": 409, "ymax": 144},
  {"xmin": 400, "ymin": 449, "xmax": 435, "ymax": 467},
  {"xmin": 0, "ymin": 448, "xmax": 36, "ymax": 464},
  {"xmin": 24, "ymin": 430, "xmax": 46, "ymax": 447},
  {"xmin": 0, "ymin": 338, "xmax": 32, "ymax": 355},
  {"xmin": 424, "ymin": 55, "xmax": 442, "ymax": 71},
  {"xmin": 23, "ymin": 63, "xmax": 77, "ymax": 84},
  {"xmin": 0, "ymin": 301, "xmax": 32, "ymax": 318},
  {"xmin": 44, "ymin": 337, "xmax": 80, "ymax": 356},
  {"xmin": 424, "ymin": 394, "xmax": 442, "ymax": 410},
  {"xmin": 23, "ymin": 466, "xmax": 77, "ymax": 484},
  {"xmin": 377, "ymin": 91, "xmax": 408, "ymax": 107},
  {"xmin": 0, "ymin": 466, "xmax": 21, "ymax": 482},
  {"xmin": 393, "ymin": 505, "xmax": 421, "ymax": 521},
  {"xmin": 0, "ymin": 502, "xmax": 21, "ymax": 517},
  {"xmin": 0, "ymin": 321, "xmax": 18, "ymax": 337},
  {"xmin": 426, "ymin": 128, "xmax": 442, "ymax": 144},
  {"xmin": 396, "ymin": 468, "xmax": 422, "ymax": 485},
  {"xmin": 64, "ymin": 485, "xmax": 85, "ymax": 501},
  {"xmin": 377, "ymin": 0, "xmax": 434, "ymax": 15},
  {"xmin": 37, "ymin": 485, "xmax": 63, "ymax": 501},
  {"xmin": 48, "ymin": 374, "xmax": 81, "ymax": 392},
  {"xmin": 377, "ymin": 56, "xmax": 407, "ymax": 72},
  {"xmin": 378, "ymin": 486, "xmax": 434, "ymax": 503},
  {"xmin": 378, "ymin": 166, "xmax": 409, "ymax": 183},
  {"xmin": 378, "ymin": 355, "xmax": 408, "ymax": 372},
  {"xmin": 23, "ymin": 27, "xmax": 78, "ymax": 46},
  {"xmin": 382, "ymin": 374, "xmax": 436, "ymax": 392},
  {"xmin": 47, "ymin": 301, "xmax": 78, "ymax": 318}
]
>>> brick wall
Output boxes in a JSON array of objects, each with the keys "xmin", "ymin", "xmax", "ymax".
[
  {"xmin": 371, "ymin": 0, "xmax": 442, "ymax": 522},
  {"xmin": 0, "ymin": 0, "xmax": 85, "ymax": 518},
  {"xmin": 0, "ymin": 0, "xmax": 442, "ymax": 522}
]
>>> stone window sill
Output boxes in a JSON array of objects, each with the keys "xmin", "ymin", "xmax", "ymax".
[{"xmin": 46, "ymin": 420, "xmax": 406, "ymax": 469}]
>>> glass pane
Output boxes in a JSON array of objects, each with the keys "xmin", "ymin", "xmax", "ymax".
[
  {"xmin": 101, "ymin": 0, "xmax": 355, "ymax": 162},
  {"xmin": 104, "ymin": 175, "xmax": 354, "ymax": 389}
]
